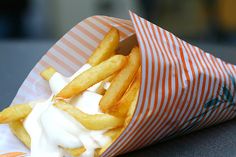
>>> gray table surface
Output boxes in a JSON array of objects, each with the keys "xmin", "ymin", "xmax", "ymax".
[{"xmin": 1, "ymin": 41, "xmax": 236, "ymax": 157}]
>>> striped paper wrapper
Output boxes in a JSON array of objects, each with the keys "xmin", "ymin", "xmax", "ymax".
[{"xmin": 1, "ymin": 11, "xmax": 236, "ymax": 156}]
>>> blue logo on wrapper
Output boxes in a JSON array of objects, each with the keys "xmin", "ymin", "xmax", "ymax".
[{"xmin": 163, "ymin": 74, "xmax": 236, "ymax": 141}]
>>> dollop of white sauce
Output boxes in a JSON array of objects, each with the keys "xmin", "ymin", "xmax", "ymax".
[
  {"xmin": 23, "ymin": 64, "xmax": 111, "ymax": 157},
  {"xmin": 71, "ymin": 91, "xmax": 103, "ymax": 114}
]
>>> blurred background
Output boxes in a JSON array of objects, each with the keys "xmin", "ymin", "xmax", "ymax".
[
  {"xmin": 0, "ymin": 0, "xmax": 236, "ymax": 44},
  {"xmin": 1, "ymin": 0, "xmax": 236, "ymax": 106}
]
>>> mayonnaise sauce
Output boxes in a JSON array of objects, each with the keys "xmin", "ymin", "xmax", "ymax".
[{"xmin": 23, "ymin": 64, "xmax": 111, "ymax": 157}]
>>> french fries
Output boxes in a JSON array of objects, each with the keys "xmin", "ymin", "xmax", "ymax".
[
  {"xmin": 87, "ymin": 28, "xmax": 119, "ymax": 66},
  {"xmin": 99, "ymin": 47, "xmax": 141, "ymax": 112},
  {"xmin": 57, "ymin": 55, "xmax": 127, "ymax": 99},
  {"xmin": 109, "ymin": 69, "xmax": 141, "ymax": 117},
  {"xmin": 9, "ymin": 120, "xmax": 89, "ymax": 157},
  {"xmin": 54, "ymin": 102, "xmax": 124, "ymax": 130},
  {"xmin": 40, "ymin": 67, "xmax": 56, "ymax": 81},
  {"xmin": 1, "ymin": 27, "xmax": 142, "ymax": 157},
  {"xmin": 9, "ymin": 121, "xmax": 31, "ymax": 148},
  {"xmin": 0, "ymin": 104, "xmax": 31, "ymax": 124}
]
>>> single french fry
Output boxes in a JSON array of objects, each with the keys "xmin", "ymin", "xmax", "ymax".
[
  {"xmin": 124, "ymin": 91, "xmax": 139, "ymax": 127},
  {"xmin": 99, "ymin": 47, "xmax": 141, "ymax": 112},
  {"xmin": 88, "ymin": 28, "xmax": 119, "ymax": 66},
  {"xmin": 96, "ymin": 72, "xmax": 117, "ymax": 95},
  {"xmin": 9, "ymin": 121, "xmax": 31, "ymax": 148},
  {"xmin": 56, "ymin": 55, "xmax": 127, "ymax": 99},
  {"xmin": 65, "ymin": 147, "xmax": 86, "ymax": 157},
  {"xmin": 54, "ymin": 103, "xmax": 124, "ymax": 130},
  {"xmin": 0, "ymin": 104, "xmax": 31, "ymax": 124},
  {"xmin": 40, "ymin": 67, "xmax": 56, "ymax": 81},
  {"xmin": 109, "ymin": 70, "xmax": 141, "ymax": 117}
]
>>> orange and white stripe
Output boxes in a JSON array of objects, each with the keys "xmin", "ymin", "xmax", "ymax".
[
  {"xmin": 10, "ymin": 12, "xmax": 236, "ymax": 156},
  {"xmin": 102, "ymin": 12, "xmax": 236, "ymax": 156}
]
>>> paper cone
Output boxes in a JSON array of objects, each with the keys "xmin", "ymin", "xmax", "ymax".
[{"xmin": 1, "ymin": 11, "xmax": 236, "ymax": 156}]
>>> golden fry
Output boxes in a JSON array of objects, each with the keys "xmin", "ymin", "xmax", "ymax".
[
  {"xmin": 124, "ymin": 91, "xmax": 139, "ymax": 127},
  {"xmin": 109, "ymin": 70, "xmax": 141, "ymax": 117},
  {"xmin": 88, "ymin": 28, "xmax": 119, "ymax": 66},
  {"xmin": 9, "ymin": 120, "xmax": 31, "ymax": 148},
  {"xmin": 99, "ymin": 47, "xmax": 141, "ymax": 112},
  {"xmin": 0, "ymin": 104, "xmax": 31, "ymax": 124},
  {"xmin": 57, "ymin": 55, "xmax": 127, "ymax": 99},
  {"xmin": 40, "ymin": 67, "xmax": 56, "ymax": 81},
  {"xmin": 54, "ymin": 103, "xmax": 124, "ymax": 130}
]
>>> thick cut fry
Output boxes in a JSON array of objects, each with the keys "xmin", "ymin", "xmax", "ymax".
[
  {"xmin": 57, "ymin": 55, "xmax": 127, "ymax": 99},
  {"xmin": 54, "ymin": 103, "xmax": 124, "ymax": 130},
  {"xmin": 99, "ymin": 47, "xmax": 141, "ymax": 112},
  {"xmin": 124, "ymin": 91, "xmax": 139, "ymax": 127},
  {"xmin": 0, "ymin": 104, "xmax": 31, "ymax": 123},
  {"xmin": 9, "ymin": 121, "xmax": 31, "ymax": 148},
  {"xmin": 109, "ymin": 70, "xmax": 141, "ymax": 117},
  {"xmin": 96, "ymin": 72, "xmax": 117, "ymax": 95},
  {"xmin": 65, "ymin": 147, "xmax": 86, "ymax": 157},
  {"xmin": 87, "ymin": 28, "xmax": 119, "ymax": 66},
  {"xmin": 40, "ymin": 67, "xmax": 56, "ymax": 81}
]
